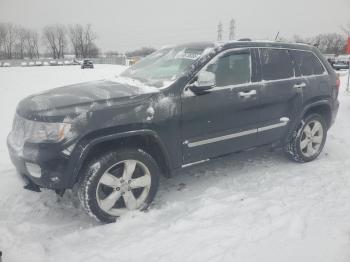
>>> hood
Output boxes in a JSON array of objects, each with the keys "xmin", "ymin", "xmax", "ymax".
[{"xmin": 17, "ymin": 80, "xmax": 158, "ymax": 121}]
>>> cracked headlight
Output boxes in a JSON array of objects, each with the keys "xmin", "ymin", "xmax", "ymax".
[{"xmin": 25, "ymin": 121, "xmax": 72, "ymax": 143}]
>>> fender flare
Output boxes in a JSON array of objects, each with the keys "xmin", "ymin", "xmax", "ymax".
[
  {"xmin": 284, "ymin": 99, "xmax": 331, "ymax": 144},
  {"xmin": 300, "ymin": 99, "xmax": 331, "ymax": 117},
  {"xmin": 66, "ymin": 129, "xmax": 172, "ymax": 187}
]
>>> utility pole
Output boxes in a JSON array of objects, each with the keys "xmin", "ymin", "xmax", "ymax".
[
  {"xmin": 229, "ymin": 19, "xmax": 235, "ymax": 40},
  {"xmin": 217, "ymin": 22, "xmax": 223, "ymax": 41}
]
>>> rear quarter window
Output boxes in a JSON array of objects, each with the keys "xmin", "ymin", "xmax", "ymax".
[
  {"xmin": 259, "ymin": 48, "xmax": 294, "ymax": 81},
  {"xmin": 290, "ymin": 50, "xmax": 325, "ymax": 76}
]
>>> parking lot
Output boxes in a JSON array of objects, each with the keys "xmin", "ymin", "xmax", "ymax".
[{"xmin": 0, "ymin": 66, "xmax": 350, "ymax": 262}]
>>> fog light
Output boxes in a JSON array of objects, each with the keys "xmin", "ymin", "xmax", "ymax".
[{"xmin": 26, "ymin": 162, "xmax": 42, "ymax": 178}]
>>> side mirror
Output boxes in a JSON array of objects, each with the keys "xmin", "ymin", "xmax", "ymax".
[{"xmin": 189, "ymin": 71, "xmax": 215, "ymax": 94}]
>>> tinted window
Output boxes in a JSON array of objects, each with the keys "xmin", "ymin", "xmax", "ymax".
[
  {"xmin": 290, "ymin": 50, "xmax": 325, "ymax": 76},
  {"xmin": 259, "ymin": 48, "xmax": 294, "ymax": 81},
  {"xmin": 203, "ymin": 53, "xmax": 251, "ymax": 87}
]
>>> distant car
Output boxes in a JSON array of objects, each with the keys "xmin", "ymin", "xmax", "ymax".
[
  {"xmin": 81, "ymin": 59, "xmax": 94, "ymax": 69},
  {"xmin": 43, "ymin": 61, "xmax": 50, "ymax": 66},
  {"xmin": 21, "ymin": 62, "xmax": 28, "ymax": 67},
  {"xmin": 3, "ymin": 62, "xmax": 10, "ymax": 67},
  {"xmin": 49, "ymin": 60, "xmax": 58, "ymax": 66},
  {"xmin": 57, "ymin": 61, "xmax": 63, "ymax": 66},
  {"xmin": 333, "ymin": 61, "xmax": 349, "ymax": 70},
  {"xmin": 332, "ymin": 55, "xmax": 350, "ymax": 70},
  {"xmin": 28, "ymin": 62, "xmax": 35, "ymax": 66},
  {"xmin": 64, "ymin": 60, "xmax": 71, "ymax": 65},
  {"xmin": 35, "ymin": 61, "xmax": 42, "ymax": 66}
]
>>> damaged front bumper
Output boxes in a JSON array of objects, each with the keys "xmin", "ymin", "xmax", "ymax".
[{"xmin": 7, "ymin": 131, "xmax": 73, "ymax": 191}]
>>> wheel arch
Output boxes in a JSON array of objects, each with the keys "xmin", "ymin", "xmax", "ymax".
[
  {"xmin": 301, "ymin": 101, "xmax": 332, "ymax": 128},
  {"xmin": 283, "ymin": 100, "xmax": 331, "ymax": 145},
  {"xmin": 69, "ymin": 130, "xmax": 172, "ymax": 187}
]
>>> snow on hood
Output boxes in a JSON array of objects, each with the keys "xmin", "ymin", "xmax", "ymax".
[
  {"xmin": 16, "ymin": 79, "xmax": 158, "ymax": 121},
  {"xmin": 109, "ymin": 75, "xmax": 175, "ymax": 90}
]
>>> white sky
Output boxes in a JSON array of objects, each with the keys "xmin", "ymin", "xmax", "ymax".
[{"xmin": 0, "ymin": 0, "xmax": 349, "ymax": 52}]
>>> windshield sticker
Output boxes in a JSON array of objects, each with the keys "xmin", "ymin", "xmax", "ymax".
[{"xmin": 175, "ymin": 50, "xmax": 202, "ymax": 60}]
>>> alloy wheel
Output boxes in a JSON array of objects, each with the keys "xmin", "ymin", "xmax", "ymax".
[
  {"xmin": 300, "ymin": 120, "xmax": 324, "ymax": 158},
  {"xmin": 96, "ymin": 159, "xmax": 151, "ymax": 216}
]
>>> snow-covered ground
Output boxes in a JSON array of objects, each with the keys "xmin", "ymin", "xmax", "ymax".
[{"xmin": 0, "ymin": 65, "xmax": 350, "ymax": 262}]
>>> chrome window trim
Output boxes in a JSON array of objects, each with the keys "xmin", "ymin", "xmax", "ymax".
[
  {"xmin": 257, "ymin": 46, "xmax": 328, "ymax": 79},
  {"xmin": 184, "ymin": 46, "xmax": 328, "ymax": 97}
]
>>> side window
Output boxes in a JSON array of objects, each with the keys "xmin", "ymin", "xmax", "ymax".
[
  {"xmin": 202, "ymin": 52, "xmax": 251, "ymax": 87},
  {"xmin": 290, "ymin": 50, "xmax": 325, "ymax": 76},
  {"xmin": 259, "ymin": 48, "xmax": 294, "ymax": 81}
]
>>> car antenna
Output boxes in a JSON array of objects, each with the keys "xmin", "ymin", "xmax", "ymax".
[{"xmin": 274, "ymin": 31, "xmax": 280, "ymax": 41}]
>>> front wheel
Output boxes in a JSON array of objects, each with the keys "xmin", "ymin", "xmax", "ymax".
[
  {"xmin": 284, "ymin": 113, "xmax": 327, "ymax": 163},
  {"xmin": 77, "ymin": 149, "xmax": 160, "ymax": 223}
]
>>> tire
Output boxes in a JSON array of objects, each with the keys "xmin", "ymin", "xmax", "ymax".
[
  {"xmin": 284, "ymin": 113, "xmax": 327, "ymax": 163},
  {"xmin": 77, "ymin": 149, "xmax": 160, "ymax": 223}
]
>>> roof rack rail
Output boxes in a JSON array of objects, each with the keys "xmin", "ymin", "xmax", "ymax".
[{"xmin": 238, "ymin": 38, "xmax": 252, "ymax": 41}]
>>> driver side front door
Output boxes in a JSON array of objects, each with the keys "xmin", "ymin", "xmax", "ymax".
[{"xmin": 180, "ymin": 49, "xmax": 261, "ymax": 165}]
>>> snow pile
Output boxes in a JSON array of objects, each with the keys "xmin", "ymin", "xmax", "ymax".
[{"xmin": 0, "ymin": 66, "xmax": 350, "ymax": 262}]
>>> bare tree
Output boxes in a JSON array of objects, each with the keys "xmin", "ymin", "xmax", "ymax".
[
  {"xmin": 83, "ymin": 24, "xmax": 98, "ymax": 58},
  {"xmin": 42, "ymin": 24, "xmax": 67, "ymax": 59},
  {"xmin": 340, "ymin": 22, "xmax": 350, "ymax": 37},
  {"xmin": 1, "ymin": 23, "xmax": 17, "ymax": 59},
  {"xmin": 0, "ymin": 23, "xmax": 6, "ymax": 58},
  {"xmin": 16, "ymin": 26, "xmax": 27, "ymax": 59},
  {"xmin": 0, "ymin": 22, "xmax": 100, "ymax": 60},
  {"xmin": 26, "ymin": 29, "xmax": 40, "ymax": 59},
  {"xmin": 312, "ymin": 33, "xmax": 346, "ymax": 54},
  {"xmin": 68, "ymin": 24, "xmax": 83, "ymax": 58},
  {"xmin": 68, "ymin": 24, "xmax": 98, "ymax": 58}
]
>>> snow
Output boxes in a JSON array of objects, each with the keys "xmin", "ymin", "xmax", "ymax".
[
  {"xmin": 109, "ymin": 75, "xmax": 161, "ymax": 93},
  {"xmin": 0, "ymin": 65, "xmax": 350, "ymax": 262},
  {"xmin": 146, "ymin": 106, "xmax": 155, "ymax": 121}
]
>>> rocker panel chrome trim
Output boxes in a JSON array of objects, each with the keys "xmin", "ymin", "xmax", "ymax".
[{"xmin": 186, "ymin": 118, "xmax": 289, "ymax": 148}]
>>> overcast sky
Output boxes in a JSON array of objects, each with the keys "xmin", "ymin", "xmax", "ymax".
[{"xmin": 0, "ymin": 0, "xmax": 349, "ymax": 52}]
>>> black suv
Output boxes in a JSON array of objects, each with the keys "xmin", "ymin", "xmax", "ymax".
[
  {"xmin": 81, "ymin": 59, "xmax": 94, "ymax": 69},
  {"xmin": 7, "ymin": 41, "xmax": 339, "ymax": 222}
]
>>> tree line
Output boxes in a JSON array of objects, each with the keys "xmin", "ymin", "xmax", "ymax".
[
  {"xmin": 0, "ymin": 23, "xmax": 99, "ymax": 60},
  {"xmin": 292, "ymin": 33, "xmax": 348, "ymax": 55}
]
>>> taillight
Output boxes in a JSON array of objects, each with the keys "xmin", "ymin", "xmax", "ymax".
[{"xmin": 336, "ymin": 74, "xmax": 340, "ymax": 90}]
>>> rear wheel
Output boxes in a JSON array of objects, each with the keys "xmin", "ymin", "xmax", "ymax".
[
  {"xmin": 77, "ymin": 149, "xmax": 160, "ymax": 223},
  {"xmin": 284, "ymin": 113, "xmax": 327, "ymax": 163}
]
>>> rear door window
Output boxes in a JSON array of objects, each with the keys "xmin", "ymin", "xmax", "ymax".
[
  {"xmin": 290, "ymin": 50, "xmax": 325, "ymax": 76},
  {"xmin": 259, "ymin": 48, "xmax": 294, "ymax": 81}
]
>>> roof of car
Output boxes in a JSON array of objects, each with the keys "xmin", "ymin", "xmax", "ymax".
[{"xmin": 176, "ymin": 40, "xmax": 314, "ymax": 52}]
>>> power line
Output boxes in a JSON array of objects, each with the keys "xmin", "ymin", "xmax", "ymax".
[
  {"xmin": 217, "ymin": 22, "xmax": 223, "ymax": 41},
  {"xmin": 229, "ymin": 19, "xmax": 235, "ymax": 40}
]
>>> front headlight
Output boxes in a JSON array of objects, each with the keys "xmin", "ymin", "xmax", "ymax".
[{"xmin": 26, "ymin": 121, "xmax": 72, "ymax": 143}]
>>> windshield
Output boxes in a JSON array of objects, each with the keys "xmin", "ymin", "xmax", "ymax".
[{"xmin": 120, "ymin": 47, "xmax": 206, "ymax": 88}]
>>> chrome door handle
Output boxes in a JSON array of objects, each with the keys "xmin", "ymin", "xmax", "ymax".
[
  {"xmin": 238, "ymin": 89, "xmax": 257, "ymax": 98},
  {"xmin": 293, "ymin": 82, "xmax": 306, "ymax": 89}
]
